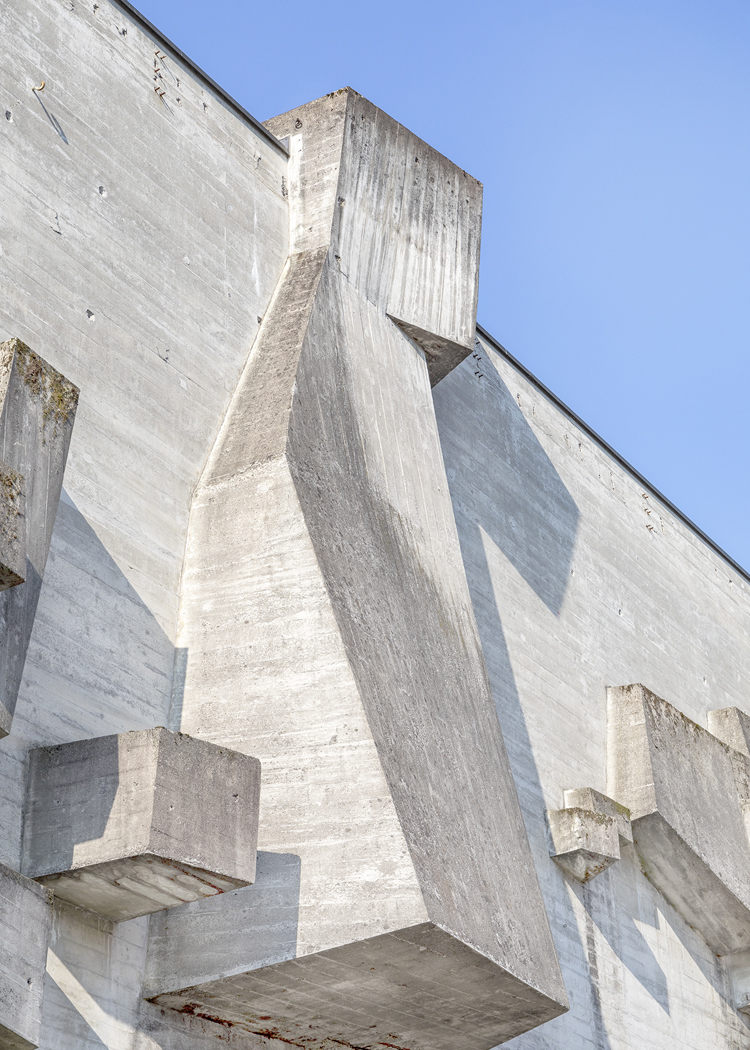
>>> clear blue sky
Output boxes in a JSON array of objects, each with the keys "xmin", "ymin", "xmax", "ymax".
[{"xmin": 138, "ymin": 0, "xmax": 750, "ymax": 572}]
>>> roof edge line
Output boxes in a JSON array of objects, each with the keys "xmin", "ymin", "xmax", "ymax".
[
  {"xmin": 476, "ymin": 322, "xmax": 750, "ymax": 587},
  {"xmin": 111, "ymin": 0, "xmax": 288, "ymax": 156}
]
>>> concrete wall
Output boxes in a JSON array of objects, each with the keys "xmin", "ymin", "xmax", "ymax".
[
  {"xmin": 4, "ymin": 0, "xmax": 750, "ymax": 1047},
  {"xmin": 433, "ymin": 331, "xmax": 750, "ymax": 1049},
  {"xmin": 1, "ymin": 0, "xmax": 287, "ymax": 1045}
]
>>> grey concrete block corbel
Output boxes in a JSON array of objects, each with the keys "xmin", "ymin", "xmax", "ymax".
[
  {"xmin": 21, "ymin": 728, "xmax": 261, "ymax": 922},
  {"xmin": 0, "ymin": 338, "xmax": 79, "ymax": 739},
  {"xmin": 0, "ymin": 861, "xmax": 53, "ymax": 1050},
  {"xmin": 608, "ymin": 683, "xmax": 750, "ymax": 955},
  {"xmin": 549, "ymin": 788, "xmax": 631, "ymax": 882}
]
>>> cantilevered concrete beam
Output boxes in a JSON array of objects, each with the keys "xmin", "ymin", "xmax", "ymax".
[
  {"xmin": 0, "ymin": 338, "xmax": 79, "ymax": 738},
  {"xmin": 147, "ymin": 89, "xmax": 568, "ymax": 1049},
  {"xmin": 22, "ymin": 728, "xmax": 260, "ymax": 922},
  {"xmin": 548, "ymin": 789, "xmax": 631, "ymax": 883},
  {"xmin": 0, "ymin": 861, "xmax": 53, "ymax": 1050},
  {"xmin": 608, "ymin": 683, "xmax": 750, "ymax": 956}
]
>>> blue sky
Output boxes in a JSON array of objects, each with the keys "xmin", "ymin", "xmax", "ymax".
[{"xmin": 137, "ymin": 0, "xmax": 750, "ymax": 571}]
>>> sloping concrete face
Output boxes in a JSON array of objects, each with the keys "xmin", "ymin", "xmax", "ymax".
[
  {"xmin": 21, "ymin": 729, "xmax": 260, "ymax": 921},
  {"xmin": 151, "ymin": 88, "xmax": 567, "ymax": 1046},
  {"xmin": 0, "ymin": 338, "xmax": 78, "ymax": 738},
  {"xmin": 608, "ymin": 683, "xmax": 750, "ymax": 954},
  {"xmin": 0, "ymin": 459, "xmax": 25, "ymax": 591},
  {"xmin": 0, "ymin": 861, "xmax": 53, "ymax": 1050}
]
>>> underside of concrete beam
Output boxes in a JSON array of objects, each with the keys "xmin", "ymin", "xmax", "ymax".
[
  {"xmin": 22, "ymin": 728, "xmax": 261, "ymax": 921},
  {"xmin": 149, "ymin": 922, "xmax": 564, "ymax": 1050}
]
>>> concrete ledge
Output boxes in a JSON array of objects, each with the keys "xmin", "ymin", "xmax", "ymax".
[
  {"xmin": 608, "ymin": 683, "xmax": 750, "ymax": 954},
  {"xmin": 0, "ymin": 861, "xmax": 53, "ymax": 1050},
  {"xmin": 148, "ymin": 922, "xmax": 567, "ymax": 1050},
  {"xmin": 22, "ymin": 728, "xmax": 261, "ymax": 921}
]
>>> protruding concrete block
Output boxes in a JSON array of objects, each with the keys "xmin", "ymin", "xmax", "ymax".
[
  {"xmin": 22, "ymin": 728, "xmax": 261, "ymax": 922},
  {"xmin": 154, "ymin": 88, "xmax": 567, "ymax": 1048},
  {"xmin": 708, "ymin": 707, "xmax": 750, "ymax": 758},
  {"xmin": 0, "ymin": 861, "xmax": 53, "ymax": 1050},
  {"xmin": 563, "ymin": 787, "xmax": 633, "ymax": 845},
  {"xmin": 0, "ymin": 459, "xmax": 24, "ymax": 591},
  {"xmin": 0, "ymin": 338, "xmax": 79, "ymax": 738},
  {"xmin": 548, "ymin": 805, "xmax": 620, "ymax": 883},
  {"xmin": 150, "ymin": 922, "xmax": 558, "ymax": 1050},
  {"xmin": 608, "ymin": 683, "xmax": 750, "ymax": 955}
]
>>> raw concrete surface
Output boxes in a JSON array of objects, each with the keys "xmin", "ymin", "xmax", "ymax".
[
  {"xmin": 0, "ymin": 860, "xmax": 53, "ymax": 1050},
  {"xmin": 152, "ymin": 86, "xmax": 567, "ymax": 1046},
  {"xmin": 433, "ymin": 332, "xmax": 750, "ymax": 1048},
  {"xmin": 708, "ymin": 706, "xmax": 750, "ymax": 757},
  {"xmin": 1, "ymin": 0, "xmax": 287, "ymax": 1042},
  {"xmin": 151, "ymin": 923, "xmax": 564, "ymax": 1050},
  {"xmin": 0, "ymin": 339, "xmax": 78, "ymax": 738},
  {"xmin": 607, "ymin": 682, "xmax": 750, "ymax": 955},
  {"xmin": 548, "ymin": 807, "xmax": 620, "ymax": 883},
  {"xmin": 4, "ymin": 0, "xmax": 750, "ymax": 1046},
  {"xmin": 0, "ymin": 458, "xmax": 25, "ymax": 591},
  {"xmin": 22, "ymin": 728, "xmax": 260, "ymax": 921},
  {"xmin": 563, "ymin": 788, "xmax": 633, "ymax": 846}
]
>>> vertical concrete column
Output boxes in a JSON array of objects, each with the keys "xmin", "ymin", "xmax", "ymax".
[
  {"xmin": 0, "ymin": 861, "xmax": 53, "ymax": 1050},
  {"xmin": 154, "ymin": 90, "xmax": 567, "ymax": 1047},
  {"xmin": 0, "ymin": 339, "xmax": 79, "ymax": 738}
]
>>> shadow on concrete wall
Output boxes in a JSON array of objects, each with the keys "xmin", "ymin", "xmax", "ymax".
[
  {"xmin": 433, "ymin": 345, "xmax": 614, "ymax": 1044},
  {"xmin": 7, "ymin": 492, "xmax": 179, "ymax": 859},
  {"xmin": 457, "ymin": 352, "xmax": 580, "ymax": 616},
  {"xmin": 144, "ymin": 851, "xmax": 302, "ymax": 995}
]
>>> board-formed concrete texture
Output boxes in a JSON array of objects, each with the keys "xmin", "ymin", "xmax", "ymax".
[
  {"xmin": 145, "ymin": 86, "xmax": 569, "ymax": 1047},
  {"xmin": 607, "ymin": 683, "xmax": 750, "ymax": 955},
  {"xmin": 0, "ymin": 339, "xmax": 78, "ymax": 738},
  {"xmin": 548, "ymin": 801, "xmax": 622, "ymax": 883},
  {"xmin": 0, "ymin": 861, "xmax": 53, "ymax": 1050},
  {"xmin": 21, "ymin": 728, "xmax": 261, "ymax": 921},
  {"xmin": 152, "ymin": 923, "xmax": 560, "ymax": 1050},
  {"xmin": 563, "ymin": 787, "xmax": 634, "ymax": 846},
  {"xmin": 708, "ymin": 706, "xmax": 750, "ymax": 757},
  {"xmin": 0, "ymin": 459, "xmax": 25, "ymax": 591},
  {"xmin": 4, "ymin": 0, "xmax": 750, "ymax": 1047}
]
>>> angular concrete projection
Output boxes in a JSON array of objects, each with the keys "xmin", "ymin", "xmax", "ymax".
[
  {"xmin": 0, "ymin": 338, "xmax": 79, "ymax": 738},
  {"xmin": 0, "ymin": 861, "xmax": 53, "ymax": 1050},
  {"xmin": 549, "ymin": 789, "xmax": 631, "ymax": 882},
  {"xmin": 708, "ymin": 706, "xmax": 750, "ymax": 758},
  {"xmin": 152, "ymin": 89, "xmax": 568, "ymax": 1049},
  {"xmin": 564, "ymin": 787, "xmax": 633, "ymax": 846},
  {"xmin": 608, "ymin": 683, "xmax": 750, "ymax": 955},
  {"xmin": 0, "ymin": 459, "xmax": 25, "ymax": 591},
  {"xmin": 152, "ymin": 924, "xmax": 558, "ymax": 1050},
  {"xmin": 22, "ymin": 728, "xmax": 260, "ymax": 922}
]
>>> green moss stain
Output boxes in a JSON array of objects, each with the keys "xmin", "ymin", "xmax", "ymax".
[{"xmin": 0, "ymin": 338, "xmax": 79, "ymax": 439}]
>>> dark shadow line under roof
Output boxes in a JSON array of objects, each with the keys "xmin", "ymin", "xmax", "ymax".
[
  {"xmin": 112, "ymin": 0, "xmax": 288, "ymax": 157},
  {"xmin": 476, "ymin": 322, "xmax": 750, "ymax": 587}
]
